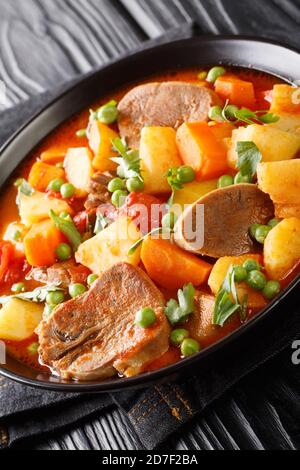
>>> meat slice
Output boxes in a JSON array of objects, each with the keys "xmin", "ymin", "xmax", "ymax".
[
  {"xmin": 118, "ymin": 82, "xmax": 222, "ymax": 148},
  {"xmin": 84, "ymin": 170, "xmax": 115, "ymax": 211},
  {"xmin": 174, "ymin": 184, "xmax": 274, "ymax": 258},
  {"xmin": 26, "ymin": 260, "xmax": 90, "ymax": 288},
  {"xmin": 37, "ymin": 263, "xmax": 170, "ymax": 381}
]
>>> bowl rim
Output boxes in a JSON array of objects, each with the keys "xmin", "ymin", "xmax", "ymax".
[{"xmin": 0, "ymin": 34, "xmax": 299, "ymax": 392}]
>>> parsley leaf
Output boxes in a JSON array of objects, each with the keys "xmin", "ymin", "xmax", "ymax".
[
  {"xmin": 0, "ymin": 286, "xmax": 65, "ymax": 305},
  {"xmin": 259, "ymin": 113, "xmax": 280, "ymax": 124},
  {"xmin": 164, "ymin": 283, "xmax": 195, "ymax": 326},
  {"xmin": 94, "ymin": 212, "xmax": 109, "ymax": 235},
  {"xmin": 236, "ymin": 141, "xmax": 262, "ymax": 177},
  {"xmin": 14, "ymin": 178, "xmax": 34, "ymax": 197},
  {"xmin": 212, "ymin": 265, "xmax": 248, "ymax": 327},
  {"xmin": 166, "ymin": 167, "xmax": 184, "ymax": 208},
  {"xmin": 111, "ymin": 138, "xmax": 143, "ymax": 181}
]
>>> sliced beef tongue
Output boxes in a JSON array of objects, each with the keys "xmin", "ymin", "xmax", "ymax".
[
  {"xmin": 26, "ymin": 260, "xmax": 90, "ymax": 289},
  {"xmin": 84, "ymin": 170, "xmax": 116, "ymax": 211},
  {"xmin": 118, "ymin": 81, "xmax": 222, "ymax": 148},
  {"xmin": 37, "ymin": 263, "xmax": 170, "ymax": 381}
]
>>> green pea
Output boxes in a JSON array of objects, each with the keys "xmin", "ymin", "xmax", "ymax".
[
  {"xmin": 111, "ymin": 190, "xmax": 128, "ymax": 208},
  {"xmin": 262, "ymin": 280, "xmax": 281, "ymax": 300},
  {"xmin": 108, "ymin": 178, "xmax": 126, "ymax": 193},
  {"xmin": 233, "ymin": 265, "xmax": 248, "ymax": 283},
  {"xmin": 162, "ymin": 212, "xmax": 177, "ymax": 230},
  {"xmin": 46, "ymin": 290, "xmax": 65, "ymax": 306},
  {"xmin": 208, "ymin": 105, "xmax": 224, "ymax": 122},
  {"xmin": 135, "ymin": 307, "xmax": 156, "ymax": 328},
  {"xmin": 126, "ymin": 177, "xmax": 145, "ymax": 193},
  {"xmin": 225, "ymin": 105, "xmax": 239, "ymax": 120},
  {"xmin": 207, "ymin": 66, "xmax": 226, "ymax": 83},
  {"xmin": 69, "ymin": 283, "xmax": 87, "ymax": 298},
  {"xmin": 198, "ymin": 71, "xmax": 208, "ymax": 80},
  {"xmin": 44, "ymin": 304, "xmax": 55, "ymax": 318},
  {"xmin": 218, "ymin": 175, "xmax": 234, "ymax": 188},
  {"xmin": 48, "ymin": 178, "xmax": 65, "ymax": 192},
  {"xmin": 170, "ymin": 329, "xmax": 189, "ymax": 346},
  {"xmin": 60, "ymin": 183, "xmax": 75, "ymax": 199},
  {"xmin": 11, "ymin": 282, "xmax": 25, "ymax": 293},
  {"xmin": 243, "ymin": 259, "xmax": 262, "ymax": 272},
  {"xmin": 27, "ymin": 342, "xmax": 39, "ymax": 354},
  {"xmin": 255, "ymin": 225, "xmax": 272, "ymax": 244},
  {"xmin": 76, "ymin": 129, "xmax": 87, "ymax": 138},
  {"xmin": 87, "ymin": 274, "xmax": 98, "ymax": 286},
  {"xmin": 181, "ymin": 338, "xmax": 201, "ymax": 357},
  {"xmin": 249, "ymin": 223, "xmax": 261, "ymax": 240},
  {"xmin": 234, "ymin": 172, "xmax": 253, "ymax": 184},
  {"xmin": 56, "ymin": 243, "xmax": 72, "ymax": 261},
  {"xmin": 268, "ymin": 218, "xmax": 281, "ymax": 229},
  {"xmin": 97, "ymin": 104, "xmax": 118, "ymax": 124},
  {"xmin": 247, "ymin": 270, "xmax": 267, "ymax": 291},
  {"xmin": 177, "ymin": 166, "xmax": 196, "ymax": 184}
]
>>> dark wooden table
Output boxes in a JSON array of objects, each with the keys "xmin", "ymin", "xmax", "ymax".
[{"xmin": 1, "ymin": 0, "xmax": 299, "ymax": 451}]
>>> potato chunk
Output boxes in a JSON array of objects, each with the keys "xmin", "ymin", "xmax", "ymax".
[
  {"xmin": 88, "ymin": 120, "xmax": 118, "ymax": 172},
  {"xmin": 227, "ymin": 124, "xmax": 300, "ymax": 170},
  {"xmin": 140, "ymin": 127, "xmax": 182, "ymax": 194},
  {"xmin": 264, "ymin": 218, "xmax": 300, "ymax": 280},
  {"xmin": 270, "ymin": 85, "xmax": 300, "ymax": 114},
  {"xmin": 64, "ymin": 147, "xmax": 93, "ymax": 196},
  {"xmin": 19, "ymin": 191, "xmax": 72, "ymax": 227},
  {"xmin": 269, "ymin": 113, "xmax": 300, "ymax": 135},
  {"xmin": 76, "ymin": 216, "xmax": 142, "ymax": 275},
  {"xmin": 172, "ymin": 179, "xmax": 218, "ymax": 207},
  {"xmin": 208, "ymin": 254, "xmax": 267, "ymax": 310},
  {"xmin": 257, "ymin": 160, "xmax": 300, "ymax": 205},
  {"xmin": 0, "ymin": 299, "xmax": 43, "ymax": 341}
]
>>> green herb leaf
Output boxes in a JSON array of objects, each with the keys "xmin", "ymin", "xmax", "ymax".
[
  {"xmin": 111, "ymin": 138, "xmax": 143, "ymax": 181},
  {"xmin": 164, "ymin": 283, "xmax": 195, "ymax": 326},
  {"xmin": 49, "ymin": 210, "xmax": 82, "ymax": 251},
  {"xmin": 128, "ymin": 227, "xmax": 172, "ymax": 256},
  {"xmin": 94, "ymin": 212, "xmax": 109, "ymax": 235},
  {"xmin": 0, "ymin": 285, "xmax": 65, "ymax": 305},
  {"xmin": 236, "ymin": 141, "xmax": 262, "ymax": 177},
  {"xmin": 259, "ymin": 113, "xmax": 280, "ymax": 124},
  {"xmin": 212, "ymin": 265, "xmax": 248, "ymax": 327},
  {"xmin": 15, "ymin": 178, "xmax": 34, "ymax": 196}
]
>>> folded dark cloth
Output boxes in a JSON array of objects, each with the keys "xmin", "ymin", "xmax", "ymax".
[{"xmin": 0, "ymin": 24, "xmax": 299, "ymax": 450}]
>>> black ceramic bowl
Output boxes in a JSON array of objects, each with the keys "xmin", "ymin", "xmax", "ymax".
[{"xmin": 0, "ymin": 35, "xmax": 299, "ymax": 392}]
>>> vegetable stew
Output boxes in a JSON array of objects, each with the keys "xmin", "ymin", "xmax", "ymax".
[{"xmin": 0, "ymin": 66, "xmax": 299, "ymax": 381}]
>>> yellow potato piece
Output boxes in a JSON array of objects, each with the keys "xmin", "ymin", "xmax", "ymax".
[
  {"xmin": 264, "ymin": 217, "xmax": 300, "ymax": 280},
  {"xmin": 140, "ymin": 127, "xmax": 182, "ymax": 194},
  {"xmin": 257, "ymin": 160, "xmax": 300, "ymax": 205},
  {"xmin": 172, "ymin": 179, "xmax": 218, "ymax": 208},
  {"xmin": 269, "ymin": 112, "xmax": 300, "ymax": 135},
  {"xmin": 227, "ymin": 124, "xmax": 300, "ymax": 170},
  {"xmin": 0, "ymin": 299, "xmax": 43, "ymax": 341},
  {"xmin": 270, "ymin": 84, "xmax": 300, "ymax": 114},
  {"xmin": 64, "ymin": 147, "xmax": 93, "ymax": 196},
  {"xmin": 88, "ymin": 120, "xmax": 118, "ymax": 172},
  {"xmin": 19, "ymin": 191, "xmax": 72, "ymax": 227},
  {"xmin": 76, "ymin": 216, "xmax": 142, "ymax": 275}
]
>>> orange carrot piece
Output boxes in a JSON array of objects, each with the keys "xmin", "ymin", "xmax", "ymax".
[
  {"xmin": 40, "ymin": 148, "xmax": 66, "ymax": 164},
  {"xmin": 176, "ymin": 122, "xmax": 231, "ymax": 181},
  {"xmin": 24, "ymin": 219, "xmax": 65, "ymax": 267},
  {"xmin": 215, "ymin": 76, "xmax": 256, "ymax": 108},
  {"xmin": 28, "ymin": 161, "xmax": 65, "ymax": 192},
  {"xmin": 141, "ymin": 237, "xmax": 212, "ymax": 290}
]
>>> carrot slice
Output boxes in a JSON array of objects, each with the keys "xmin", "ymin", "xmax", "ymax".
[
  {"xmin": 141, "ymin": 237, "xmax": 212, "ymax": 290},
  {"xmin": 215, "ymin": 76, "xmax": 256, "ymax": 108},
  {"xmin": 24, "ymin": 220, "xmax": 65, "ymax": 267},
  {"xmin": 28, "ymin": 161, "xmax": 65, "ymax": 192}
]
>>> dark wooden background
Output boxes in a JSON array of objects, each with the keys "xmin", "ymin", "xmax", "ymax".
[{"xmin": 0, "ymin": 0, "xmax": 299, "ymax": 451}]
